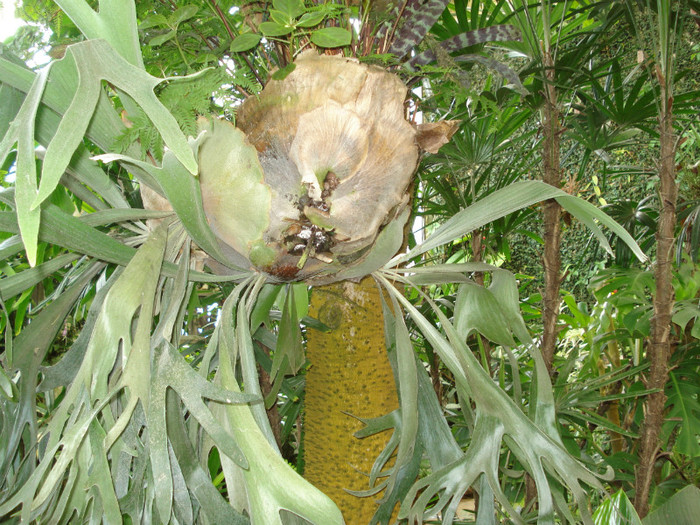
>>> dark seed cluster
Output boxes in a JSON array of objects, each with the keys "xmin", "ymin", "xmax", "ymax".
[{"xmin": 282, "ymin": 172, "xmax": 339, "ymax": 265}]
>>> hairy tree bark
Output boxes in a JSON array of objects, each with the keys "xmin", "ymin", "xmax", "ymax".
[
  {"xmin": 304, "ymin": 277, "xmax": 399, "ymax": 523},
  {"xmin": 541, "ymin": 49, "xmax": 563, "ymax": 377},
  {"xmin": 527, "ymin": 46, "xmax": 563, "ymax": 511},
  {"xmin": 634, "ymin": 80, "xmax": 676, "ymax": 518}
]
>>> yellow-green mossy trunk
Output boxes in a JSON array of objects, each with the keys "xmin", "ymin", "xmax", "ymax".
[{"xmin": 304, "ymin": 276, "xmax": 398, "ymax": 524}]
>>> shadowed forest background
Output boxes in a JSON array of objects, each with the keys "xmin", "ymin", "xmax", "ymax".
[{"xmin": 0, "ymin": 0, "xmax": 699, "ymax": 524}]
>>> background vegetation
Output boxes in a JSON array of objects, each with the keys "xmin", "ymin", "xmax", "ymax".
[{"xmin": 0, "ymin": 0, "xmax": 699, "ymax": 523}]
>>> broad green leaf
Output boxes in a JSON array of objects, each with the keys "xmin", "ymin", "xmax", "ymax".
[
  {"xmin": 379, "ymin": 279, "xmax": 603, "ymax": 524},
  {"xmin": 272, "ymin": 0, "xmax": 305, "ymax": 19},
  {"xmin": 336, "ymin": 208, "xmax": 410, "ymax": 281},
  {"xmin": 77, "ymin": 207, "xmax": 172, "ymax": 227},
  {"xmin": 664, "ymin": 371, "xmax": 700, "ymax": 457},
  {"xmin": 235, "ymin": 293, "xmax": 278, "ymax": 444},
  {"xmin": 165, "ymin": 389, "xmax": 250, "ymax": 525},
  {"xmin": 230, "ymin": 32, "xmax": 263, "ymax": 52},
  {"xmin": 489, "ymin": 269, "xmax": 532, "ymax": 345},
  {"xmin": 291, "ymin": 282, "xmax": 308, "ymax": 318},
  {"xmin": 270, "ymin": 9, "xmax": 293, "ymax": 26},
  {"xmin": 0, "ymin": 79, "xmax": 23, "ymax": 139},
  {"xmin": 381, "ymin": 289, "xmax": 419, "ymax": 493},
  {"xmin": 0, "ymin": 54, "xmax": 125, "ymax": 154},
  {"xmin": 260, "ymin": 21, "xmax": 294, "ymax": 37},
  {"xmin": 672, "ymin": 301, "xmax": 700, "ymax": 333},
  {"xmin": 78, "ymin": 422, "xmax": 122, "ymax": 523},
  {"xmin": 593, "ymin": 489, "xmax": 642, "ymax": 525},
  {"xmin": 414, "ymin": 358, "xmax": 463, "ymax": 468},
  {"xmin": 149, "ymin": 29, "xmax": 177, "ymax": 47},
  {"xmin": 296, "ymin": 11, "xmax": 326, "ymax": 28},
  {"xmin": 37, "ymin": 268, "xmax": 115, "ymax": 392},
  {"xmin": 643, "ymin": 486, "xmax": 700, "ymax": 525},
  {"xmin": 0, "ymin": 226, "xmax": 168, "ymax": 521},
  {"xmin": 251, "ymin": 284, "xmax": 283, "ymax": 331},
  {"xmin": 557, "ymin": 194, "xmax": 646, "ymax": 262},
  {"xmin": 0, "ymin": 205, "xmax": 135, "ymax": 267},
  {"xmin": 169, "ymin": 5, "xmax": 198, "ymax": 26},
  {"xmin": 387, "ymin": 262, "xmax": 495, "ymax": 284},
  {"xmin": 0, "ymin": 263, "xmax": 100, "ymax": 510},
  {"xmin": 310, "ymin": 27, "xmax": 352, "ymax": 48},
  {"xmin": 393, "ymin": 180, "xmax": 565, "ymax": 263},
  {"xmin": 270, "ymin": 285, "xmax": 304, "ymax": 380},
  {"xmin": 147, "ymin": 341, "xmax": 255, "ymax": 521},
  {"xmin": 140, "ymin": 13, "xmax": 169, "ymax": 30},
  {"xmin": 0, "ymin": 55, "xmax": 131, "ymax": 210}
]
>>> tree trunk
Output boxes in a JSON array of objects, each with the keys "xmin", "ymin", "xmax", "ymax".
[
  {"xmin": 304, "ymin": 276, "xmax": 399, "ymax": 523},
  {"xmin": 526, "ymin": 46, "xmax": 563, "ymax": 510},
  {"xmin": 471, "ymin": 229, "xmax": 492, "ymax": 370},
  {"xmin": 634, "ymin": 81, "xmax": 676, "ymax": 518},
  {"xmin": 541, "ymin": 49, "xmax": 563, "ymax": 377}
]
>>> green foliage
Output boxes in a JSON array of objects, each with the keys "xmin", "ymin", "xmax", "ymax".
[
  {"xmin": 643, "ymin": 485, "xmax": 700, "ymax": 525},
  {"xmin": 664, "ymin": 369, "xmax": 700, "ymax": 458},
  {"xmin": 593, "ymin": 489, "xmax": 642, "ymax": 525},
  {"xmin": 229, "ymin": 0, "xmax": 350, "ymax": 55},
  {"xmin": 114, "ymin": 67, "xmax": 234, "ymax": 160},
  {"xmin": 1, "ymin": 1, "xmax": 700, "ymax": 524}
]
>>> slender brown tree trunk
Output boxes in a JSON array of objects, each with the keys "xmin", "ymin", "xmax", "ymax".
[
  {"xmin": 634, "ymin": 81, "xmax": 676, "ymax": 518},
  {"xmin": 304, "ymin": 276, "xmax": 399, "ymax": 524},
  {"xmin": 541, "ymin": 50, "xmax": 563, "ymax": 377},
  {"xmin": 604, "ymin": 339, "xmax": 625, "ymax": 454},
  {"xmin": 471, "ymin": 230, "xmax": 492, "ymax": 369},
  {"xmin": 526, "ymin": 47, "xmax": 563, "ymax": 510}
]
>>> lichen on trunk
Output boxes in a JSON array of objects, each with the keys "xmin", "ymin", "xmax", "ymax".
[{"xmin": 304, "ymin": 276, "xmax": 398, "ymax": 523}]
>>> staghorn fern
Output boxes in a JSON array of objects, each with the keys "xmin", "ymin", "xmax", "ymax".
[{"xmin": 0, "ymin": 1, "xmax": 649, "ymax": 524}]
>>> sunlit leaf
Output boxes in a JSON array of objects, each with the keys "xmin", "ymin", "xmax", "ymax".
[
  {"xmin": 169, "ymin": 5, "xmax": 198, "ymax": 26},
  {"xmin": 593, "ymin": 490, "xmax": 642, "ymax": 525},
  {"xmin": 260, "ymin": 21, "xmax": 294, "ymax": 37},
  {"xmin": 310, "ymin": 27, "xmax": 352, "ymax": 48},
  {"xmin": 230, "ymin": 32, "xmax": 263, "ymax": 52},
  {"xmin": 643, "ymin": 486, "xmax": 700, "ymax": 525},
  {"xmin": 297, "ymin": 10, "xmax": 326, "ymax": 28}
]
